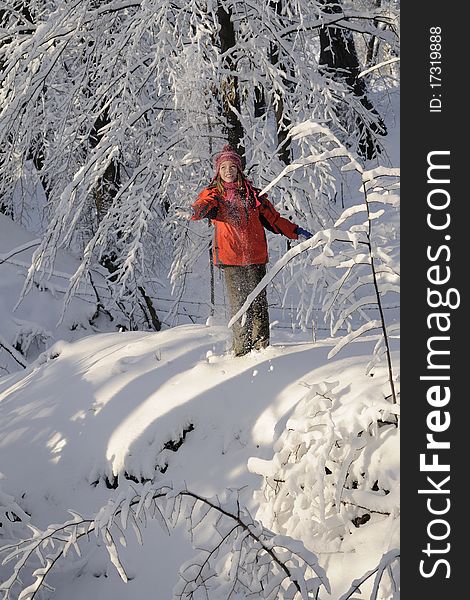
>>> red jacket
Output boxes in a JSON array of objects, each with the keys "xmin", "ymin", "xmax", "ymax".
[{"xmin": 191, "ymin": 182, "xmax": 299, "ymax": 266}]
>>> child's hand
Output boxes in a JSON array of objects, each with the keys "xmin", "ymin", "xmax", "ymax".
[{"xmin": 296, "ymin": 226, "xmax": 313, "ymax": 240}]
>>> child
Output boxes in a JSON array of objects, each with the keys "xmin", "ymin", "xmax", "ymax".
[{"xmin": 190, "ymin": 145, "xmax": 312, "ymax": 356}]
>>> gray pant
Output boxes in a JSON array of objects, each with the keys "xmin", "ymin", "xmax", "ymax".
[{"xmin": 224, "ymin": 264, "xmax": 270, "ymax": 356}]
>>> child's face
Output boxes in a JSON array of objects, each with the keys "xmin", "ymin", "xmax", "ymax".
[{"xmin": 219, "ymin": 160, "xmax": 238, "ymax": 183}]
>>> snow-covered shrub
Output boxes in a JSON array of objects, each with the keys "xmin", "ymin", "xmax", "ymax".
[
  {"xmin": 0, "ymin": 482, "xmax": 330, "ymax": 600},
  {"xmin": 249, "ymin": 379, "xmax": 400, "ymax": 599}
]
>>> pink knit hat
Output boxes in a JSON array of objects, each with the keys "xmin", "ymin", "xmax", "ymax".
[{"xmin": 214, "ymin": 144, "xmax": 243, "ymax": 175}]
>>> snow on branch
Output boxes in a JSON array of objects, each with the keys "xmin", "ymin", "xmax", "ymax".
[
  {"xmin": 278, "ymin": 9, "xmax": 399, "ymax": 47},
  {"xmin": 358, "ymin": 57, "xmax": 400, "ymax": 79},
  {"xmin": 0, "ymin": 240, "xmax": 41, "ymax": 266},
  {"xmin": 258, "ymin": 121, "xmax": 363, "ymax": 197},
  {"xmin": 0, "ymin": 482, "xmax": 330, "ymax": 600},
  {"xmin": 338, "ymin": 550, "xmax": 400, "ymax": 600},
  {"xmin": 0, "ymin": 334, "xmax": 28, "ymax": 369}
]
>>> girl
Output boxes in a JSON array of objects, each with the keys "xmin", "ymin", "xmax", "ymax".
[{"xmin": 190, "ymin": 145, "xmax": 312, "ymax": 356}]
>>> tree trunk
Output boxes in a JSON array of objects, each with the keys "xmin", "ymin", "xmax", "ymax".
[
  {"xmin": 365, "ymin": 0, "xmax": 381, "ymax": 67},
  {"xmin": 138, "ymin": 286, "xmax": 162, "ymax": 331},
  {"xmin": 268, "ymin": 0, "xmax": 294, "ymax": 167},
  {"xmin": 318, "ymin": 0, "xmax": 387, "ymax": 159},
  {"xmin": 89, "ymin": 108, "xmax": 121, "ymax": 221},
  {"xmin": 254, "ymin": 86, "xmax": 266, "ymax": 119},
  {"xmin": 216, "ymin": 3, "xmax": 245, "ymax": 161}
]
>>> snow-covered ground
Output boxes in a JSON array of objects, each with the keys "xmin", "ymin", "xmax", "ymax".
[{"xmin": 0, "ymin": 320, "xmax": 399, "ymax": 599}]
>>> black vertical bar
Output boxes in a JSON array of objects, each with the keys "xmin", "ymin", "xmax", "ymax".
[{"xmin": 402, "ymin": 3, "xmax": 464, "ymax": 598}]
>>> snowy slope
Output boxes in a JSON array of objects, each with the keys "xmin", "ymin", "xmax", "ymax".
[{"xmin": 0, "ymin": 325, "xmax": 399, "ymax": 599}]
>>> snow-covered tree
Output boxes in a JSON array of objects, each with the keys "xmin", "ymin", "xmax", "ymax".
[{"xmin": 0, "ymin": 0, "xmax": 399, "ymax": 326}]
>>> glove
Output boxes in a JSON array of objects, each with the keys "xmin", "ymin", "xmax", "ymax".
[
  {"xmin": 175, "ymin": 208, "xmax": 192, "ymax": 220},
  {"xmin": 296, "ymin": 226, "xmax": 313, "ymax": 240}
]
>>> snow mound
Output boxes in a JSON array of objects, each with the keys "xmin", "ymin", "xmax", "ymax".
[{"xmin": 0, "ymin": 325, "xmax": 398, "ymax": 599}]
